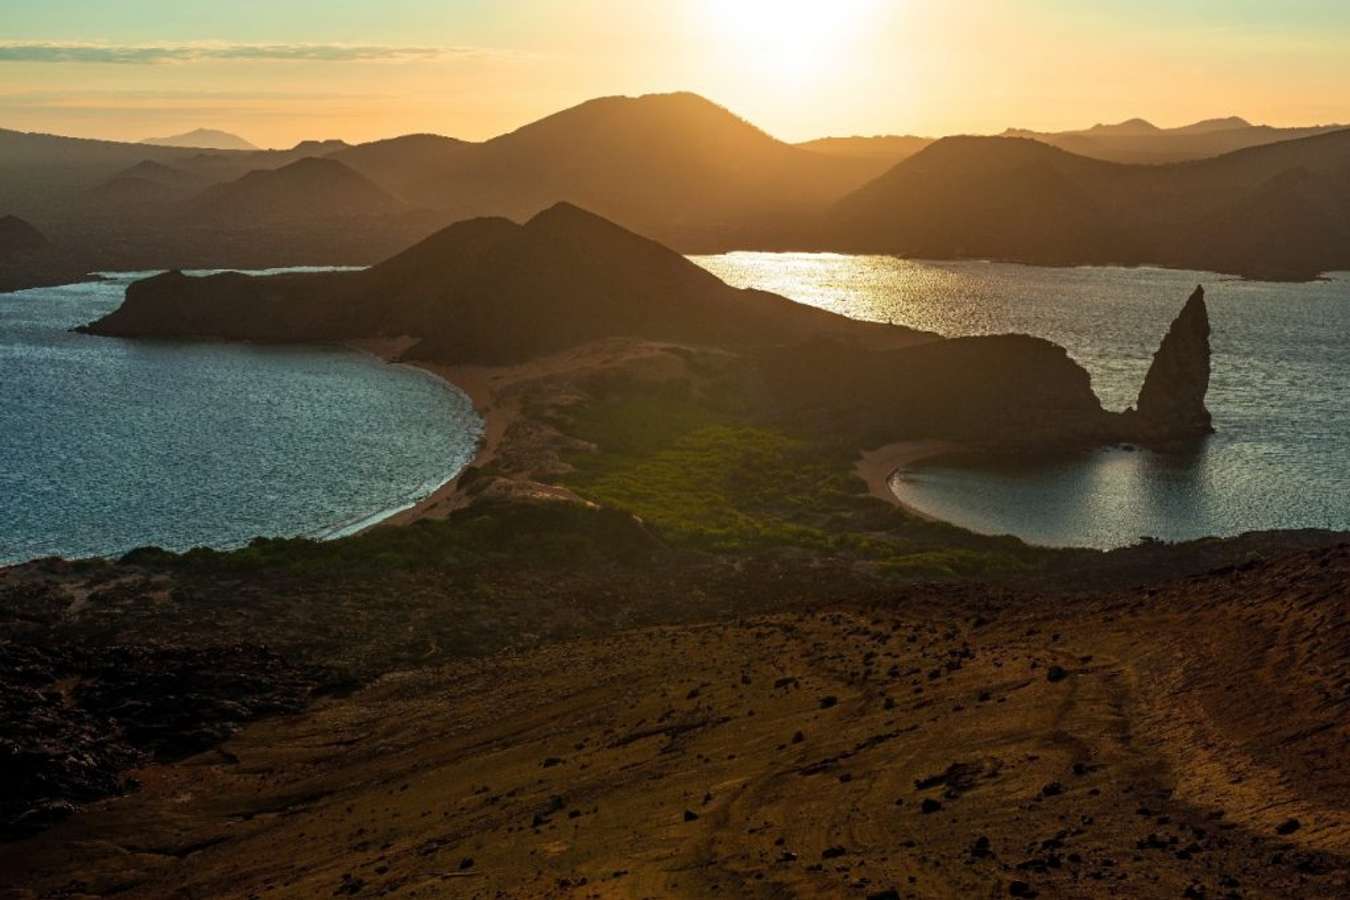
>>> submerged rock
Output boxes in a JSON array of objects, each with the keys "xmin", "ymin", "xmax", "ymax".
[{"xmin": 1127, "ymin": 285, "xmax": 1213, "ymax": 443}]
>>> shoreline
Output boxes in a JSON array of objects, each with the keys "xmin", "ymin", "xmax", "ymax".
[
  {"xmin": 344, "ymin": 337, "xmax": 516, "ymax": 528},
  {"xmin": 855, "ymin": 439, "xmax": 965, "ymax": 523}
]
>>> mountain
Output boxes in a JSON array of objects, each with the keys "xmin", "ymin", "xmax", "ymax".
[
  {"xmin": 829, "ymin": 128, "xmax": 1350, "ymax": 279},
  {"xmin": 328, "ymin": 134, "xmax": 470, "ymax": 202},
  {"xmin": 793, "ymin": 135, "xmax": 933, "ymax": 174},
  {"xmin": 329, "ymin": 93, "xmax": 887, "ymax": 250},
  {"xmin": 1004, "ymin": 116, "xmax": 1347, "ymax": 163},
  {"xmin": 110, "ymin": 160, "xmax": 206, "ymax": 189},
  {"xmin": 0, "ymin": 214, "xmax": 93, "ymax": 291},
  {"xmin": 1172, "ymin": 116, "xmax": 1252, "ymax": 134},
  {"xmin": 830, "ymin": 137, "xmax": 1135, "ymax": 266},
  {"xmin": 84, "ymin": 202, "xmax": 916, "ymax": 361},
  {"xmin": 0, "ymin": 214, "xmax": 50, "ymax": 259},
  {"xmin": 1085, "ymin": 117, "xmax": 1161, "ymax": 136},
  {"xmin": 141, "ymin": 128, "xmax": 259, "ymax": 151},
  {"xmin": 85, "ymin": 160, "xmax": 210, "ymax": 209},
  {"xmin": 186, "ymin": 157, "xmax": 405, "ymax": 226}
]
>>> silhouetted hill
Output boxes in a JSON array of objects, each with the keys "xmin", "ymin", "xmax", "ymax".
[
  {"xmin": 0, "ymin": 215, "xmax": 49, "ymax": 259},
  {"xmin": 1085, "ymin": 117, "xmax": 1160, "ymax": 136},
  {"xmin": 186, "ymin": 157, "xmax": 405, "ymax": 226},
  {"xmin": 831, "ymin": 137, "xmax": 1134, "ymax": 265},
  {"xmin": 1004, "ymin": 116, "xmax": 1347, "ymax": 163},
  {"xmin": 349, "ymin": 92, "xmax": 885, "ymax": 249},
  {"xmin": 328, "ymin": 134, "xmax": 470, "ymax": 202},
  {"xmin": 112, "ymin": 160, "xmax": 205, "ymax": 188},
  {"xmin": 0, "ymin": 214, "xmax": 93, "ymax": 291},
  {"xmin": 141, "ymin": 128, "xmax": 259, "ymax": 151},
  {"xmin": 794, "ymin": 135, "xmax": 932, "ymax": 166},
  {"xmin": 830, "ymin": 129, "xmax": 1350, "ymax": 279},
  {"xmin": 1173, "ymin": 116, "xmax": 1251, "ymax": 134},
  {"xmin": 84, "ymin": 203, "xmax": 919, "ymax": 361}
]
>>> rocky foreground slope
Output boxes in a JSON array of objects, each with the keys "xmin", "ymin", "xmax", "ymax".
[{"xmin": 2, "ymin": 543, "xmax": 1346, "ymax": 898}]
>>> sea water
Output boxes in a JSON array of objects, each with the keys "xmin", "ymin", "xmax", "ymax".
[
  {"xmin": 694, "ymin": 253, "xmax": 1350, "ymax": 548},
  {"xmin": 0, "ymin": 270, "xmax": 482, "ymax": 564}
]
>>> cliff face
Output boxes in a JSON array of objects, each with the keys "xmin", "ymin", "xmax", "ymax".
[{"xmin": 1128, "ymin": 285, "xmax": 1213, "ymax": 442}]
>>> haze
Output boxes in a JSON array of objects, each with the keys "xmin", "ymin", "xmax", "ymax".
[{"xmin": 5, "ymin": 0, "xmax": 1350, "ymax": 147}]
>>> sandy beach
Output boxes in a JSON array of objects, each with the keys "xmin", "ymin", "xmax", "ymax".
[
  {"xmin": 855, "ymin": 438, "xmax": 964, "ymax": 521},
  {"xmin": 345, "ymin": 337, "xmax": 520, "ymax": 525}
]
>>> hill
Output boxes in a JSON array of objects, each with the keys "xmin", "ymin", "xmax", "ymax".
[
  {"xmin": 830, "ymin": 129, "xmax": 1350, "ymax": 279},
  {"xmin": 328, "ymin": 134, "xmax": 470, "ymax": 202},
  {"xmin": 794, "ymin": 135, "xmax": 932, "ymax": 176},
  {"xmin": 336, "ymin": 92, "xmax": 886, "ymax": 249},
  {"xmin": 0, "ymin": 214, "xmax": 50, "ymax": 259},
  {"xmin": 141, "ymin": 128, "xmax": 259, "ymax": 151},
  {"xmin": 1004, "ymin": 115, "xmax": 1348, "ymax": 163},
  {"xmin": 185, "ymin": 157, "xmax": 405, "ymax": 226},
  {"xmin": 84, "ymin": 202, "xmax": 917, "ymax": 361}
]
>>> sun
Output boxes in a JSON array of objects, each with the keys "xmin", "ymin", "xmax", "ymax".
[{"xmin": 701, "ymin": 0, "xmax": 882, "ymax": 82}]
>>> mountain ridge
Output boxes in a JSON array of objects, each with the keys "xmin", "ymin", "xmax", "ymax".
[{"xmin": 141, "ymin": 128, "xmax": 259, "ymax": 151}]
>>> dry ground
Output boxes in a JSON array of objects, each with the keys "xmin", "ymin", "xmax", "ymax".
[{"xmin": 3, "ymin": 546, "xmax": 1347, "ymax": 899}]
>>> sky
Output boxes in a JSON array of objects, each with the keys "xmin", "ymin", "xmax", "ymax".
[{"xmin": 2, "ymin": 0, "xmax": 1350, "ymax": 148}]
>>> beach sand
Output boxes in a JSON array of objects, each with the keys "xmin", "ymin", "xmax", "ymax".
[
  {"xmin": 855, "ymin": 439, "xmax": 963, "ymax": 521},
  {"xmin": 345, "ymin": 337, "xmax": 522, "ymax": 525},
  {"xmin": 346, "ymin": 337, "xmax": 696, "ymax": 527}
]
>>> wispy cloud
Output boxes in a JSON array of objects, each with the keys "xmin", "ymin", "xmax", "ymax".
[{"xmin": 0, "ymin": 41, "xmax": 480, "ymax": 65}]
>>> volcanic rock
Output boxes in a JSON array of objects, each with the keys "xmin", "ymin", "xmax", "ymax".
[{"xmin": 1128, "ymin": 285, "xmax": 1213, "ymax": 442}]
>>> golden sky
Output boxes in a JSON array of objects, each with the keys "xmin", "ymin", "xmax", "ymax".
[{"xmin": 3, "ymin": 1, "xmax": 1349, "ymax": 147}]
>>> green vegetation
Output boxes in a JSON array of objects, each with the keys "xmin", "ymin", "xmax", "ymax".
[
  {"xmin": 559, "ymin": 385, "xmax": 1047, "ymax": 577},
  {"xmin": 122, "ymin": 501, "xmax": 657, "ymax": 575}
]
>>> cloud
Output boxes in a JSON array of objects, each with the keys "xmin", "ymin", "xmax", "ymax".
[{"xmin": 0, "ymin": 41, "xmax": 478, "ymax": 65}]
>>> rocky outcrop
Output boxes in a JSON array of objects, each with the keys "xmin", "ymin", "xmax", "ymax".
[{"xmin": 1127, "ymin": 285, "xmax": 1213, "ymax": 442}]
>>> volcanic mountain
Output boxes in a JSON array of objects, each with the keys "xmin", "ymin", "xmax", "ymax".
[
  {"xmin": 829, "ymin": 128, "xmax": 1350, "ymax": 279},
  {"xmin": 326, "ymin": 92, "xmax": 886, "ymax": 248},
  {"xmin": 1004, "ymin": 115, "xmax": 1348, "ymax": 163},
  {"xmin": 0, "ymin": 214, "xmax": 50, "ymax": 260},
  {"xmin": 141, "ymin": 128, "xmax": 259, "ymax": 151},
  {"xmin": 83, "ymin": 202, "xmax": 916, "ymax": 360},
  {"xmin": 185, "ymin": 157, "xmax": 405, "ymax": 226}
]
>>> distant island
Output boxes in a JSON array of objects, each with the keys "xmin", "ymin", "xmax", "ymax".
[
  {"xmin": 1002, "ymin": 114, "xmax": 1349, "ymax": 163},
  {"xmin": 4, "ymin": 92, "xmax": 1350, "ymax": 285},
  {"xmin": 141, "ymin": 128, "xmax": 260, "ymax": 151}
]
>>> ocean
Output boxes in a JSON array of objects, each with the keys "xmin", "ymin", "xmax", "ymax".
[
  {"xmin": 693, "ymin": 253, "xmax": 1350, "ymax": 549},
  {"xmin": 0, "ymin": 270, "xmax": 482, "ymax": 565}
]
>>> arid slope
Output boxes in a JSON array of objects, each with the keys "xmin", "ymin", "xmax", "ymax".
[{"xmin": 3, "ymin": 546, "xmax": 1346, "ymax": 899}]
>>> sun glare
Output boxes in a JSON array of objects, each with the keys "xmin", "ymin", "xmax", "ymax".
[{"xmin": 701, "ymin": 0, "xmax": 882, "ymax": 82}]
